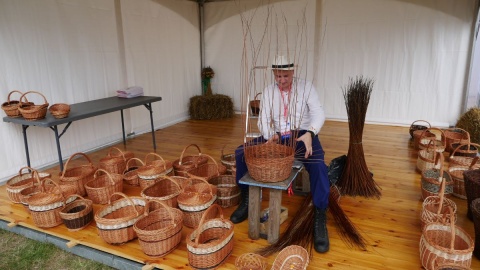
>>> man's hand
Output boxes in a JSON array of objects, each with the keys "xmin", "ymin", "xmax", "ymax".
[
  {"xmin": 266, "ymin": 134, "xmax": 280, "ymax": 144},
  {"xmin": 296, "ymin": 132, "xmax": 313, "ymax": 158}
]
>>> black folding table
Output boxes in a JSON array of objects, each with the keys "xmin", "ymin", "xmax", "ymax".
[{"xmin": 3, "ymin": 96, "xmax": 162, "ymax": 171}]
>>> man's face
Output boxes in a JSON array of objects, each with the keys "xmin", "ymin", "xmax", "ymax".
[{"xmin": 273, "ymin": 70, "xmax": 294, "ymax": 91}]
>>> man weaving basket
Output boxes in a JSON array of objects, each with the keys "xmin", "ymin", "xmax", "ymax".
[{"xmin": 231, "ymin": 55, "xmax": 330, "ymax": 253}]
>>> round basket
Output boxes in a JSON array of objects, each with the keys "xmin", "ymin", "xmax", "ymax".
[
  {"xmin": 419, "ymin": 208, "xmax": 474, "ymax": 270},
  {"xmin": 6, "ymin": 167, "xmax": 50, "ymax": 203},
  {"xmin": 187, "ymin": 154, "xmax": 227, "ymax": 182},
  {"xmin": 173, "ymin": 144, "xmax": 209, "ymax": 176},
  {"xmin": 421, "ymin": 179, "xmax": 457, "ymax": 231},
  {"xmin": 220, "ymin": 145, "xmax": 236, "ymax": 175},
  {"xmin": 17, "ymin": 91, "xmax": 49, "ymax": 121},
  {"xmin": 177, "ymin": 177, "xmax": 217, "ymax": 228},
  {"xmin": 59, "ymin": 152, "xmax": 97, "ymax": 196},
  {"xmin": 421, "ymin": 166, "xmax": 453, "ymax": 200},
  {"xmin": 418, "ymin": 128, "xmax": 446, "ymax": 153},
  {"xmin": 123, "ymin": 157, "xmax": 144, "ymax": 186},
  {"xmin": 49, "ymin": 103, "xmax": 70, "ymax": 119},
  {"xmin": 59, "ymin": 194, "xmax": 93, "ymax": 231},
  {"xmin": 94, "ymin": 192, "xmax": 146, "ymax": 245},
  {"xmin": 245, "ymin": 143, "xmax": 295, "ymax": 182},
  {"xmin": 449, "ymin": 143, "xmax": 480, "ymax": 169},
  {"xmin": 471, "ymin": 198, "xmax": 480, "ymax": 260},
  {"xmin": 2, "ymin": 90, "xmax": 33, "ymax": 117},
  {"xmin": 133, "ymin": 199, "xmax": 183, "ymax": 257},
  {"xmin": 99, "ymin": 147, "xmax": 128, "ymax": 175},
  {"xmin": 249, "ymin": 93, "xmax": 261, "ymax": 116},
  {"xmin": 463, "ymin": 170, "xmax": 480, "ymax": 221},
  {"xmin": 448, "ymin": 157, "xmax": 478, "ymax": 200},
  {"xmin": 186, "ymin": 204, "xmax": 234, "ymax": 270},
  {"xmin": 409, "ymin": 120, "xmax": 431, "ymax": 139},
  {"xmin": 443, "ymin": 128, "xmax": 470, "ymax": 153},
  {"xmin": 235, "ymin": 253, "xmax": 267, "ymax": 270},
  {"xmin": 27, "ymin": 178, "xmax": 66, "ymax": 228},
  {"xmin": 140, "ymin": 176, "xmax": 182, "ymax": 209},
  {"xmin": 84, "ymin": 169, "xmax": 123, "ymax": 204},
  {"xmin": 208, "ymin": 174, "xmax": 240, "ymax": 208},
  {"xmin": 271, "ymin": 245, "xmax": 310, "ymax": 270}
]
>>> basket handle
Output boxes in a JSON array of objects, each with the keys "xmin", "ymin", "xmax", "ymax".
[
  {"xmin": 61, "ymin": 152, "xmax": 94, "ymax": 178},
  {"xmin": 202, "ymin": 154, "xmax": 221, "ymax": 177},
  {"xmin": 18, "ymin": 166, "xmax": 37, "ymax": 177},
  {"xmin": 410, "ymin": 120, "xmax": 431, "ymax": 128},
  {"xmin": 469, "ymin": 156, "xmax": 480, "ymax": 169},
  {"xmin": 108, "ymin": 147, "xmax": 126, "ymax": 161},
  {"xmin": 194, "ymin": 204, "xmax": 224, "ymax": 246},
  {"xmin": 253, "ymin": 92, "xmax": 262, "ymax": 100},
  {"xmin": 41, "ymin": 177, "xmax": 64, "ymax": 196},
  {"xmin": 18, "ymin": 91, "xmax": 48, "ymax": 107},
  {"xmin": 448, "ymin": 206, "xmax": 456, "ymax": 252},
  {"xmin": 123, "ymin": 157, "xmax": 144, "ymax": 173},
  {"xmin": 436, "ymin": 177, "xmax": 446, "ymax": 216},
  {"xmin": 158, "ymin": 175, "xmax": 182, "ymax": 192},
  {"xmin": 179, "ymin": 144, "xmax": 203, "ymax": 166},
  {"xmin": 186, "ymin": 175, "xmax": 215, "ymax": 197},
  {"xmin": 436, "ymin": 152, "xmax": 445, "ymax": 176},
  {"xmin": 64, "ymin": 194, "xmax": 87, "ymax": 204},
  {"xmin": 94, "ymin": 169, "xmax": 116, "ymax": 185},
  {"xmin": 108, "ymin": 192, "xmax": 140, "ymax": 217},
  {"xmin": 144, "ymin": 153, "xmax": 167, "ymax": 170},
  {"xmin": 450, "ymin": 142, "xmax": 479, "ymax": 158},
  {"xmin": 144, "ymin": 199, "xmax": 175, "ymax": 226},
  {"xmin": 6, "ymin": 90, "xmax": 29, "ymax": 103}
]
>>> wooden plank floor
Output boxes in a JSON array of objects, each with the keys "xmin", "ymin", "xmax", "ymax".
[{"xmin": 1, "ymin": 115, "xmax": 479, "ymax": 270}]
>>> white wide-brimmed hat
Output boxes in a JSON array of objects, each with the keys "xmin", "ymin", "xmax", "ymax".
[{"xmin": 271, "ymin": 55, "xmax": 295, "ymax": 70}]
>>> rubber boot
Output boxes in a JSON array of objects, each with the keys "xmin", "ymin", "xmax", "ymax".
[
  {"xmin": 230, "ymin": 188, "xmax": 249, "ymax": 224},
  {"xmin": 313, "ymin": 207, "xmax": 330, "ymax": 253}
]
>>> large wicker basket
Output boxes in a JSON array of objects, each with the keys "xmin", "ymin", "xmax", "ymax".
[
  {"xmin": 6, "ymin": 167, "xmax": 50, "ymax": 204},
  {"xmin": 173, "ymin": 144, "xmax": 209, "ymax": 177},
  {"xmin": 133, "ymin": 200, "xmax": 183, "ymax": 257},
  {"xmin": 177, "ymin": 177, "xmax": 217, "ymax": 228},
  {"xmin": 17, "ymin": 91, "xmax": 49, "ymax": 120},
  {"xmin": 271, "ymin": 245, "xmax": 310, "ymax": 270},
  {"xmin": 2, "ymin": 90, "xmax": 33, "ymax": 117},
  {"xmin": 186, "ymin": 204, "xmax": 234, "ymax": 270},
  {"xmin": 443, "ymin": 128, "xmax": 470, "ymax": 153},
  {"xmin": 59, "ymin": 152, "xmax": 97, "ymax": 196},
  {"xmin": 94, "ymin": 192, "xmax": 146, "ymax": 245},
  {"xmin": 140, "ymin": 176, "xmax": 182, "ymax": 209},
  {"xmin": 245, "ymin": 143, "xmax": 294, "ymax": 183},
  {"xmin": 27, "ymin": 178, "xmax": 66, "ymax": 228},
  {"xmin": 84, "ymin": 169, "xmax": 123, "ymax": 204},
  {"xmin": 59, "ymin": 194, "xmax": 93, "ymax": 231}
]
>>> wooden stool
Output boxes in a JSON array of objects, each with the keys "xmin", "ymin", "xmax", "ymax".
[{"xmin": 239, "ymin": 161, "xmax": 304, "ymax": 244}]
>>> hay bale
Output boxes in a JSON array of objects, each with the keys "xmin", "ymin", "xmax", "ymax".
[
  {"xmin": 189, "ymin": 94, "xmax": 234, "ymax": 120},
  {"xmin": 456, "ymin": 107, "xmax": 480, "ymax": 144}
]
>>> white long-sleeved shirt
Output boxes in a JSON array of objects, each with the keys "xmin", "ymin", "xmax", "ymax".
[{"xmin": 258, "ymin": 78, "xmax": 325, "ymax": 140}]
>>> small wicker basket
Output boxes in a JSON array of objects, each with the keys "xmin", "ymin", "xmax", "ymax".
[
  {"xmin": 418, "ymin": 128, "xmax": 446, "ymax": 153},
  {"xmin": 123, "ymin": 157, "xmax": 144, "ymax": 186},
  {"xmin": 442, "ymin": 128, "xmax": 470, "ymax": 153},
  {"xmin": 17, "ymin": 91, "xmax": 49, "ymax": 121},
  {"xmin": 449, "ymin": 143, "xmax": 480, "ymax": 169},
  {"xmin": 140, "ymin": 176, "xmax": 182, "ymax": 209},
  {"xmin": 409, "ymin": 120, "xmax": 431, "ymax": 139},
  {"xmin": 84, "ymin": 169, "xmax": 123, "ymax": 204},
  {"xmin": 99, "ymin": 147, "xmax": 128, "ymax": 175},
  {"xmin": 235, "ymin": 253, "xmax": 267, "ymax": 270},
  {"xmin": 220, "ymin": 145, "xmax": 236, "ymax": 175},
  {"xmin": 59, "ymin": 195, "xmax": 93, "ymax": 231},
  {"xmin": 187, "ymin": 154, "xmax": 227, "ymax": 182},
  {"xmin": 271, "ymin": 245, "xmax": 310, "ymax": 270},
  {"xmin": 137, "ymin": 153, "xmax": 174, "ymax": 189},
  {"xmin": 2, "ymin": 90, "xmax": 33, "ymax": 117},
  {"xmin": 421, "ymin": 179, "xmax": 457, "ymax": 231},
  {"xmin": 249, "ymin": 93, "xmax": 261, "ymax": 116},
  {"xmin": 49, "ymin": 103, "xmax": 70, "ymax": 119},
  {"xmin": 208, "ymin": 174, "xmax": 240, "ymax": 208},
  {"xmin": 173, "ymin": 144, "xmax": 209, "ymax": 176},
  {"xmin": 59, "ymin": 152, "xmax": 96, "ymax": 196}
]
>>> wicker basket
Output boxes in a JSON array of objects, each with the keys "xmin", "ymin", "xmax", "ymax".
[
  {"xmin": 84, "ymin": 169, "xmax": 123, "ymax": 204},
  {"xmin": 186, "ymin": 204, "xmax": 234, "ymax": 270},
  {"xmin": 59, "ymin": 152, "xmax": 97, "ymax": 196},
  {"xmin": 271, "ymin": 245, "xmax": 310, "ymax": 270},
  {"xmin": 249, "ymin": 93, "xmax": 261, "ymax": 116},
  {"xmin": 433, "ymin": 264, "xmax": 472, "ymax": 270},
  {"xmin": 94, "ymin": 192, "xmax": 146, "ymax": 245},
  {"xmin": 133, "ymin": 199, "xmax": 183, "ymax": 257},
  {"xmin": 178, "ymin": 177, "xmax": 217, "ymax": 228},
  {"xmin": 417, "ymin": 143, "xmax": 442, "ymax": 173},
  {"xmin": 448, "ymin": 157, "xmax": 478, "ymax": 199},
  {"xmin": 235, "ymin": 253, "xmax": 267, "ymax": 270},
  {"xmin": 220, "ymin": 145, "xmax": 236, "ymax": 175},
  {"xmin": 173, "ymin": 144, "xmax": 209, "ymax": 177},
  {"xmin": 409, "ymin": 120, "xmax": 431, "ymax": 139},
  {"xmin": 463, "ymin": 169, "xmax": 480, "ymax": 221},
  {"xmin": 245, "ymin": 143, "xmax": 294, "ymax": 182},
  {"xmin": 17, "ymin": 91, "xmax": 49, "ymax": 121},
  {"xmin": 123, "ymin": 157, "xmax": 144, "ymax": 186},
  {"xmin": 99, "ymin": 147, "xmax": 128, "ymax": 175},
  {"xmin": 420, "ymin": 208, "xmax": 474, "ymax": 270},
  {"xmin": 137, "ymin": 153, "xmax": 174, "ymax": 189},
  {"xmin": 140, "ymin": 176, "xmax": 182, "ymax": 209},
  {"xmin": 414, "ymin": 129, "xmax": 436, "ymax": 150},
  {"xmin": 2, "ymin": 90, "xmax": 33, "ymax": 117},
  {"xmin": 471, "ymin": 198, "xmax": 480, "ymax": 259},
  {"xmin": 421, "ymin": 161, "xmax": 453, "ymax": 200},
  {"xmin": 449, "ymin": 143, "xmax": 480, "ymax": 169},
  {"xmin": 208, "ymin": 175, "xmax": 240, "ymax": 208},
  {"xmin": 59, "ymin": 194, "xmax": 93, "ymax": 231},
  {"xmin": 418, "ymin": 128, "xmax": 446, "ymax": 153},
  {"xmin": 443, "ymin": 128, "xmax": 470, "ymax": 153},
  {"xmin": 27, "ymin": 178, "xmax": 66, "ymax": 228},
  {"xmin": 6, "ymin": 167, "xmax": 50, "ymax": 203},
  {"xmin": 450, "ymin": 142, "xmax": 478, "ymax": 158},
  {"xmin": 421, "ymin": 179, "xmax": 457, "ymax": 231},
  {"xmin": 49, "ymin": 103, "xmax": 70, "ymax": 119},
  {"xmin": 187, "ymin": 154, "xmax": 227, "ymax": 182}
]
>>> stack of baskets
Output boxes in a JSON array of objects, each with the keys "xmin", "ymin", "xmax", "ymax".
[
  {"xmin": 186, "ymin": 204, "xmax": 234, "ymax": 270},
  {"xmin": 59, "ymin": 195, "xmax": 94, "ymax": 231},
  {"xmin": 84, "ymin": 169, "xmax": 123, "ymax": 204},
  {"xmin": 17, "ymin": 91, "xmax": 49, "ymax": 121},
  {"xmin": 2, "ymin": 90, "xmax": 33, "ymax": 117},
  {"xmin": 173, "ymin": 144, "xmax": 209, "ymax": 177},
  {"xmin": 59, "ymin": 152, "xmax": 96, "ymax": 196},
  {"xmin": 140, "ymin": 176, "xmax": 182, "ymax": 208},
  {"xmin": 245, "ymin": 143, "xmax": 294, "ymax": 182},
  {"xmin": 177, "ymin": 178, "xmax": 217, "ymax": 228}
]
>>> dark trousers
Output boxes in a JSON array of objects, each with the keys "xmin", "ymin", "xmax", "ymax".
[{"xmin": 235, "ymin": 130, "xmax": 330, "ymax": 209}]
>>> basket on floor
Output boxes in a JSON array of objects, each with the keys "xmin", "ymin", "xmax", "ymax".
[
  {"xmin": 49, "ymin": 103, "xmax": 70, "ymax": 119},
  {"xmin": 448, "ymin": 157, "xmax": 479, "ymax": 199},
  {"xmin": 421, "ymin": 156, "xmax": 453, "ymax": 200},
  {"xmin": 409, "ymin": 120, "xmax": 431, "ymax": 139},
  {"xmin": 471, "ymin": 198, "xmax": 480, "ymax": 259},
  {"xmin": 271, "ymin": 245, "xmax": 310, "ymax": 270},
  {"xmin": 450, "ymin": 142, "xmax": 479, "ymax": 158},
  {"xmin": 186, "ymin": 204, "xmax": 234, "ymax": 270},
  {"xmin": 59, "ymin": 194, "xmax": 93, "ymax": 231},
  {"xmin": 418, "ymin": 128, "xmax": 446, "ymax": 153},
  {"xmin": 419, "ymin": 207, "xmax": 474, "ymax": 270},
  {"xmin": 123, "ymin": 157, "xmax": 144, "ymax": 186},
  {"xmin": 177, "ymin": 177, "xmax": 217, "ymax": 228},
  {"xmin": 173, "ymin": 144, "xmax": 209, "ymax": 177},
  {"xmin": 443, "ymin": 128, "xmax": 470, "ymax": 153},
  {"xmin": 249, "ymin": 93, "xmax": 262, "ymax": 116},
  {"xmin": 220, "ymin": 145, "xmax": 236, "ymax": 175},
  {"xmin": 94, "ymin": 192, "xmax": 146, "ymax": 245},
  {"xmin": 235, "ymin": 253, "xmax": 267, "ymax": 270},
  {"xmin": 450, "ymin": 143, "xmax": 480, "ymax": 169},
  {"xmin": 245, "ymin": 143, "xmax": 294, "ymax": 182},
  {"xmin": 17, "ymin": 91, "xmax": 49, "ymax": 120},
  {"xmin": 414, "ymin": 129, "xmax": 436, "ymax": 150},
  {"xmin": 208, "ymin": 174, "xmax": 240, "ymax": 208},
  {"xmin": 6, "ymin": 167, "xmax": 50, "ymax": 203},
  {"xmin": 421, "ymin": 179, "xmax": 457, "ymax": 231},
  {"xmin": 463, "ymin": 169, "xmax": 480, "ymax": 221},
  {"xmin": 99, "ymin": 147, "xmax": 128, "ymax": 175},
  {"xmin": 59, "ymin": 152, "xmax": 96, "ymax": 196},
  {"xmin": 417, "ymin": 141, "xmax": 442, "ymax": 173},
  {"xmin": 2, "ymin": 90, "xmax": 33, "ymax": 117},
  {"xmin": 27, "ymin": 178, "xmax": 66, "ymax": 228},
  {"xmin": 187, "ymin": 154, "xmax": 227, "ymax": 182},
  {"xmin": 137, "ymin": 153, "xmax": 174, "ymax": 189},
  {"xmin": 84, "ymin": 169, "xmax": 123, "ymax": 204},
  {"xmin": 133, "ymin": 199, "xmax": 183, "ymax": 257},
  {"xmin": 141, "ymin": 176, "xmax": 182, "ymax": 208},
  {"xmin": 433, "ymin": 264, "xmax": 472, "ymax": 270}
]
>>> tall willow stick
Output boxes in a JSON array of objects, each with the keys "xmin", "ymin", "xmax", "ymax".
[{"xmin": 337, "ymin": 76, "xmax": 381, "ymax": 199}]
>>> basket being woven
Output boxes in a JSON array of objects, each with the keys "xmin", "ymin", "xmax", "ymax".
[
  {"xmin": 186, "ymin": 204, "xmax": 234, "ymax": 270},
  {"xmin": 59, "ymin": 152, "xmax": 96, "ymax": 196},
  {"xmin": 245, "ymin": 143, "xmax": 295, "ymax": 182},
  {"xmin": 140, "ymin": 176, "xmax": 182, "ymax": 209},
  {"xmin": 94, "ymin": 192, "xmax": 146, "ymax": 245},
  {"xmin": 17, "ymin": 91, "xmax": 49, "ymax": 120},
  {"xmin": 59, "ymin": 194, "xmax": 93, "ymax": 231},
  {"xmin": 178, "ymin": 177, "xmax": 217, "ymax": 228},
  {"xmin": 2, "ymin": 90, "xmax": 33, "ymax": 117},
  {"xmin": 133, "ymin": 199, "xmax": 183, "ymax": 257},
  {"xmin": 173, "ymin": 144, "xmax": 209, "ymax": 177},
  {"xmin": 271, "ymin": 245, "xmax": 310, "ymax": 270},
  {"xmin": 85, "ymin": 169, "xmax": 123, "ymax": 205}
]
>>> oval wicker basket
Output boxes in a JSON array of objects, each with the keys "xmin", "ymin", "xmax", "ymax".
[
  {"xmin": 137, "ymin": 153, "xmax": 174, "ymax": 189},
  {"xmin": 6, "ymin": 167, "xmax": 50, "ymax": 204},
  {"xmin": 123, "ymin": 157, "xmax": 144, "ymax": 186},
  {"xmin": 173, "ymin": 144, "xmax": 209, "ymax": 176},
  {"xmin": 85, "ymin": 169, "xmax": 123, "ymax": 205},
  {"xmin": 2, "ymin": 90, "xmax": 33, "ymax": 117},
  {"xmin": 49, "ymin": 103, "xmax": 70, "ymax": 119},
  {"xmin": 59, "ymin": 152, "xmax": 96, "ymax": 196},
  {"xmin": 418, "ymin": 128, "xmax": 446, "ymax": 153},
  {"xmin": 140, "ymin": 176, "xmax": 182, "ymax": 209},
  {"xmin": 27, "ymin": 178, "xmax": 66, "ymax": 228},
  {"xmin": 17, "ymin": 91, "xmax": 49, "ymax": 121},
  {"xmin": 442, "ymin": 128, "xmax": 470, "ymax": 153},
  {"xmin": 99, "ymin": 147, "xmax": 128, "ymax": 175},
  {"xmin": 450, "ymin": 143, "xmax": 480, "ymax": 169}
]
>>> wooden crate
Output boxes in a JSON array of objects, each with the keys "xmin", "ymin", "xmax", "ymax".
[{"xmin": 259, "ymin": 206, "xmax": 288, "ymax": 239}]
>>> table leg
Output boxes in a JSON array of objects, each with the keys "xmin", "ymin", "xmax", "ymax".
[
  {"xmin": 22, "ymin": 125, "xmax": 30, "ymax": 168},
  {"xmin": 268, "ymin": 189, "xmax": 282, "ymax": 244},
  {"xmin": 120, "ymin": 109, "xmax": 126, "ymax": 145},
  {"xmin": 147, "ymin": 103, "xmax": 156, "ymax": 150},
  {"xmin": 52, "ymin": 125, "xmax": 64, "ymax": 172},
  {"xmin": 248, "ymin": 185, "xmax": 261, "ymax": 240}
]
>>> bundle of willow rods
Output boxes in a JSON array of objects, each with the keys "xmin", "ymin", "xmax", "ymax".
[{"xmin": 337, "ymin": 76, "xmax": 381, "ymax": 199}]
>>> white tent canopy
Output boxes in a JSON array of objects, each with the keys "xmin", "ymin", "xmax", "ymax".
[{"xmin": 0, "ymin": 0, "xmax": 477, "ymax": 182}]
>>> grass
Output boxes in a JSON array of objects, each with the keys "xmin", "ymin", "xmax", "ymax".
[{"xmin": 0, "ymin": 228, "xmax": 114, "ymax": 270}]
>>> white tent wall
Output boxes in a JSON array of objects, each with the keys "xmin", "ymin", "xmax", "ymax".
[
  {"xmin": 204, "ymin": 0, "xmax": 477, "ymax": 127},
  {"xmin": 0, "ymin": 0, "xmax": 200, "ymax": 183}
]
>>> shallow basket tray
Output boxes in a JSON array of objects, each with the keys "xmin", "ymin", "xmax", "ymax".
[
  {"xmin": 271, "ymin": 245, "xmax": 310, "ymax": 270},
  {"xmin": 235, "ymin": 253, "xmax": 267, "ymax": 270}
]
